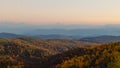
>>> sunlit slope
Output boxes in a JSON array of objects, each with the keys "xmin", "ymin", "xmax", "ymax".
[{"xmin": 0, "ymin": 38, "xmax": 96, "ymax": 68}]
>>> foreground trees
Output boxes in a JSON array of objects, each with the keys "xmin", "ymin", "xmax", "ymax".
[
  {"xmin": 55, "ymin": 42, "xmax": 120, "ymax": 68},
  {"xmin": 0, "ymin": 38, "xmax": 120, "ymax": 68}
]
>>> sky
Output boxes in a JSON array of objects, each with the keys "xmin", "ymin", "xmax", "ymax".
[{"xmin": 1, "ymin": 0, "xmax": 120, "ymax": 25}]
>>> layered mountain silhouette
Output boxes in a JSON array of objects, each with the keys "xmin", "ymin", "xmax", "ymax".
[
  {"xmin": 0, "ymin": 32, "xmax": 25, "ymax": 38},
  {"xmin": 80, "ymin": 35, "xmax": 120, "ymax": 43},
  {"xmin": 1, "ymin": 32, "xmax": 120, "ymax": 43}
]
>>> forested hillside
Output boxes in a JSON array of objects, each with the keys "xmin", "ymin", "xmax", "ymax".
[
  {"xmin": 55, "ymin": 42, "xmax": 120, "ymax": 68},
  {"xmin": 0, "ymin": 38, "xmax": 96, "ymax": 68},
  {"xmin": 1, "ymin": 38, "xmax": 120, "ymax": 68}
]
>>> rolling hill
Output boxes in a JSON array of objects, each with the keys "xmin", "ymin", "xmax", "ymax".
[
  {"xmin": 80, "ymin": 35, "xmax": 120, "ymax": 43},
  {"xmin": 0, "ymin": 32, "xmax": 80, "ymax": 40},
  {"xmin": 0, "ymin": 32, "xmax": 25, "ymax": 38},
  {"xmin": 0, "ymin": 37, "xmax": 120, "ymax": 68},
  {"xmin": 32, "ymin": 34, "xmax": 73, "ymax": 40},
  {"xmin": 0, "ymin": 38, "xmax": 97, "ymax": 68},
  {"xmin": 46, "ymin": 42, "xmax": 120, "ymax": 68}
]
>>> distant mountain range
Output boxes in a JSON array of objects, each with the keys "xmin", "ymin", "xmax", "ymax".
[
  {"xmin": 0, "ymin": 33, "xmax": 76, "ymax": 40},
  {"xmin": 0, "ymin": 32, "xmax": 26, "ymax": 38},
  {"xmin": 26, "ymin": 28, "xmax": 115, "ymax": 36},
  {"xmin": 32, "ymin": 34, "xmax": 73, "ymax": 40},
  {"xmin": 80, "ymin": 35, "xmax": 120, "ymax": 43},
  {"xmin": 1, "ymin": 23, "xmax": 120, "ymax": 37},
  {"xmin": 24, "ymin": 24, "xmax": 120, "ymax": 36},
  {"xmin": 1, "ymin": 32, "xmax": 120, "ymax": 43}
]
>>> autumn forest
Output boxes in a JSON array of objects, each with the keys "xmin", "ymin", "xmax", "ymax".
[{"xmin": 0, "ymin": 37, "xmax": 119, "ymax": 68}]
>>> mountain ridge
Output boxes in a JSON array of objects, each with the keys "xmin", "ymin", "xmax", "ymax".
[{"xmin": 80, "ymin": 35, "xmax": 120, "ymax": 43}]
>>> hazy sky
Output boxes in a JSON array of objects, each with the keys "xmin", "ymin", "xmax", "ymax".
[{"xmin": 1, "ymin": 0, "xmax": 120, "ymax": 25}]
